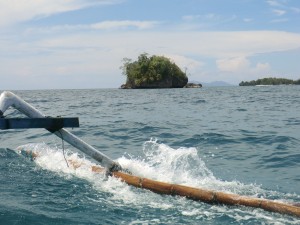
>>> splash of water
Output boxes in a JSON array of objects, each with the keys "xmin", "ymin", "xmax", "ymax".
[
  {"xmin": 16, "ymin": 143, "xmax": 105, "ymax": 181},
  {"xmin": 17, "ymin": 141, "xmax": 299, "ymax": 202},
  {"xmin": 118, "ymin": 139, "xmax": 265, "ymax": 196},
  {"xmin": 14, "ymin": 141, "xmax": 300, "ymax": 223},
  {"xmin": 118, "ymin": 138, "xmax": 214, "ymax": 183}
]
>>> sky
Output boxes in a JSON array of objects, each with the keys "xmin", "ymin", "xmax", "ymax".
[{"xmin": 0, "ymin": 0, "xmax": 300, "ymax": 90}]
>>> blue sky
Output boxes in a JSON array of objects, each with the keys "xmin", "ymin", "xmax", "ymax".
[{"xmin": 0, "ymin": 0, "xmax": 300, "ymax": 89}]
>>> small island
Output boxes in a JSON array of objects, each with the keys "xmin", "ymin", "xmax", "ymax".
[
  {"xmin": 239, "ymin": 77, "xmax": 300, "ymax": 86},
  {"xmin": 120, "ymin": 53, "xmax": 200, "ymax": 89}
]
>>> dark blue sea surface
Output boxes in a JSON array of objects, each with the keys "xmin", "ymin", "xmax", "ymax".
[{"xmin": 0, "ymin": 86, "xmax": 299, "ymax": 224}]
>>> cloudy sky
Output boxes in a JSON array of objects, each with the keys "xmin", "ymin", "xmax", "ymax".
[{"xmin": 0, "ymin": 0, "xmax": 300, "ymax": 89}]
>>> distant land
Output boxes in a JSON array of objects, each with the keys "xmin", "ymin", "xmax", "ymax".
[{"xmin": 239, "ymin": 77, "xmax": 300, "ymax": 86}]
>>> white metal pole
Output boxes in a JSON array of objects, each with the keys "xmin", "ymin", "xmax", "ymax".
[{"xmin": 0, "ymin": 91, "xmax": 121, "ymax": 171}]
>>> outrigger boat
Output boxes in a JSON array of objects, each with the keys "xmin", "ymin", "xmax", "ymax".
[{"xmin": 1, "ymin": 91, "xmax": 299, "ymax": 218}]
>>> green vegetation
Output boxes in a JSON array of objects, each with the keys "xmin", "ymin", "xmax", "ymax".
[
  {"xmin": 120, "ymin": 53, "xmax": 188, "ymax": 88},
  {"xmin": 239, "ymin": 77, "xmax": 300, "ymax": 86}
]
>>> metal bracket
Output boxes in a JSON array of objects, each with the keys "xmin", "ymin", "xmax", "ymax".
[{"xmin": 0, "ymin": 117, "xmax": 79, "ymax": 131}]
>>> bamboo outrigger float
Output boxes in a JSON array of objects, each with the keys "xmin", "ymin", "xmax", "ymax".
[
  {"xmin": 1, "ymin": 91, "xmax": 300, "ymax": 218},
  {"xmin": 112, "ymin": 171, "xmax": 300, "ymax": 217}
]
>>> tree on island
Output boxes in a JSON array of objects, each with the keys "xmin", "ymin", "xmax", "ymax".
[
  {"xmin": 239, "ymin": 77, "xmax": 300, "ymax": 86},
  {"xmin": 120, "ymin": 53, "xmax": 188, "ymax": 88}
]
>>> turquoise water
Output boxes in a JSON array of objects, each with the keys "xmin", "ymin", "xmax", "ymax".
[{"xmin": 0, "ymin": 86, "xmax": 299, "ymax": 224}]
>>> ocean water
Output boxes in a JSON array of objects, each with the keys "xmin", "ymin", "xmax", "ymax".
[{"xmin": 0, "ymin": 86, "xmax": 299, "ymax": 224}]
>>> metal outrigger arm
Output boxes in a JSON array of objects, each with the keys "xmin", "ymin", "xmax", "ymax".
[{"xmin": 0, "ymin": 91, "xmax": 122, "ymax": 172}]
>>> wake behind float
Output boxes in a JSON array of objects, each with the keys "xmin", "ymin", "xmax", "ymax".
[{"xmin": 0, "ymin": 91, "xmax": 299, "ymax": 218}]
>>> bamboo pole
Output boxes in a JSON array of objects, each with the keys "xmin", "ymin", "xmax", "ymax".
[
  {"xmin": 21, "ymin": 149, "xmax": 300, "ymax": 217},
  {"xmin": 111, "ymin": 171, "xmax": 300, "ymax": 218}
]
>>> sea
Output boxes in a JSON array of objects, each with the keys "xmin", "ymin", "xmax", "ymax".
[{"xmin": 0, "ymin": 86, "xmax": 299, "ymax": 224}]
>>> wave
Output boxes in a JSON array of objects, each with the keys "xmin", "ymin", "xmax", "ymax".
[
  {"xmin": 15, "ymin": 140, "xmax": 293, "ymax": 199},
  {"xmin": 11, "ymin": 141, "xmax": 300, "ymax": 224}
]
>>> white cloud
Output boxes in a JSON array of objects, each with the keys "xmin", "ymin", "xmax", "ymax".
[
  {"xmin": 216, "ymin": 57, "xmax": 250, "ymax": 72},
  {"xmin": 0, "ymin": 0, "xmax": 120, "ymax": 27},
  {"xmin": 270, "ymin": 18, "xmax": 289, "ymax": 23},
  {"xmin": 182, "ymin": 13, "xmax": 219, "ymax": 21},
  {"xmin": 182, "ymin": 14, "xmax": 201, "ymax": 21},
  {"xmin": 266, "ymin": 0, "xmax": 300, "ymax": 17},
  {"xmin": 1, "ymin": 29, "xmax": 300, "ymax": 88},
  {"xmin": 216, "ymin": 57, "xmax": 271, "ymax": 84},
  {"xmin": 243, "ymin": 18, "xmax": 253, "ymax": 23},
  {"xmin": 25, "ymin": 20, "xmax": 160, "ymax": 34},
  {"xmin": 181, "ymin": 13, "xmax": 237, "ymax": 29},
  {"xmin": 266, "ymin": 0, "xmax": 283, "ymax": 7},
  {"xmin": 272, "ymin": 9, "xmax": 286, "ymax": 16},
  {"xmin": 31, "ymin": 30, "xmax": 300, "ymax": 59},
  {"xmin": 255, "ymin": 62, "xmax": 271, "ymax": 72},
  {"xmin": 216, "ymin": 57, "xmax": 270, "ymax": 73},
  {"xmin": 163, "ymin": 54, "xmax": 204, "ymax": 73},
  {"xmin": 90, "ymin": 20, "xmax": 159, "ymax": 30},
  {"xmin": 291, "ymin": 7, "xmax": 300, "ymax": 13}
]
